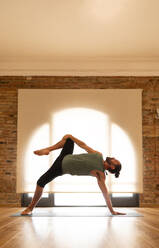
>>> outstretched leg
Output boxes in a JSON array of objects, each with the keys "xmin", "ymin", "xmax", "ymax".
[
  {"xmin": 21, "ymin": 184, "xmax": 43, "ymax": 215},
  {"xmin": 34, "ymin": 136, "xmax": 67, "ymax": 155},
  {"xmin": 21, "ymin": 138, "xmax": 74, "ymax": 215}
]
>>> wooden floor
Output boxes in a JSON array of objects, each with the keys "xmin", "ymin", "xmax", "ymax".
[{"xmin": 0, "ymin": 207, "xmax": 159, "ymax": 248}]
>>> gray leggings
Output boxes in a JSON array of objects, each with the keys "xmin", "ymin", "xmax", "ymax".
[{"xmin": 37, "ymin": 138, "xmax": 74, "ymax": 187}]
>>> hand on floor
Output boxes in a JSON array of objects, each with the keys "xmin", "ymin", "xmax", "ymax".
[{"xmin": 111, "ymin": 211, "xmax": 126, "ymax": 215}]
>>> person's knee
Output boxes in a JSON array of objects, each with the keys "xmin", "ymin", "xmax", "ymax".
[
  {"xmin": 66, "ymin": 138, "xmax": 74, "ymax": 148},
  {"xmin": 63, "ymin": 137, "xmax": 73, "ymax": 146},
  {"xmin": 66, "ymin": 137, "xmax": 73, "ymax": 142},
  {"xmin": 37, "ymin": 179, "xmax": 45, "ymax": 188}
]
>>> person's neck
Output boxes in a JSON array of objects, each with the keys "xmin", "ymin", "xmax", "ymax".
[{"xmin": 103, "ymin": 161, "xmax": 110, "ymax": 170}]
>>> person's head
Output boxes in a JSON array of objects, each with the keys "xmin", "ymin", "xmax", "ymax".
[{"xmin": 104, "ymin": 157, "xmax": 122, "ymax": 178}]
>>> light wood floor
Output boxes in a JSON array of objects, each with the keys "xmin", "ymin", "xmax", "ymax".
[{"xmin": 0, "ymin": 207, "xmax": 159, "ymax": 248}]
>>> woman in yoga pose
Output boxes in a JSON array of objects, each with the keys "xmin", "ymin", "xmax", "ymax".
[{"xmin": 21, "ymin": 134, "xmax": 125, "ymax": 215}]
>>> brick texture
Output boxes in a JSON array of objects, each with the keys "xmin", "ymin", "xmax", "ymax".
[{"xmin": 0, "ymin": 76, "xmax": 159, "ymax": 207}]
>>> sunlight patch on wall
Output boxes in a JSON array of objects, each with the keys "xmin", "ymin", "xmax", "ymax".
[
  {"xmin": 51, "ymin": 107, "xmax": 109, "ymax": 192},
  {"xmin": 23, "ymin": 108, "xmax": 137, "ymax": 194}
]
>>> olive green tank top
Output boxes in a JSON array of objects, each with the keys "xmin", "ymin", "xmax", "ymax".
[{"xmin": 62, "ymin": 153, "xmax": 105, "ymax": 176}]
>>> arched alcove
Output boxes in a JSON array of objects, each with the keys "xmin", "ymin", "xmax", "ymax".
[{"xmin": 22, "ymin": 107, "xmax": 137, "ymax": 194}]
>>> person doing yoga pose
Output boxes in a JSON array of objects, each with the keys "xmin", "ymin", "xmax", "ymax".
[{"xmin": 21, "ymin": 134, "xmax": 125, "ymax": 215}]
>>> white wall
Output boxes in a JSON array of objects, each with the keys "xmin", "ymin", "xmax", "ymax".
[{"xmin": 17, "ymin": 89, "xmax": 143, "ymax": 193}]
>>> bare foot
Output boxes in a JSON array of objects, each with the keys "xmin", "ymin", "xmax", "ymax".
[
  {"xmin": 21, "ymin": 206, "xmax": 33, "ymax": 215},
  {"xmin": 34, "ymin": 148, "xmax": 50, "ymax": 156}
]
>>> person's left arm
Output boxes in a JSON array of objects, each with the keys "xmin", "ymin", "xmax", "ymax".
[{"xmin": 63, "ymin": 134, "xmax": 102, "ymax": 155}]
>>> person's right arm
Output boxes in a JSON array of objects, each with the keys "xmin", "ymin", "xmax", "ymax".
[{"xmin": 93, "ymin": 170, "xmax": 126, "ymax": 215}]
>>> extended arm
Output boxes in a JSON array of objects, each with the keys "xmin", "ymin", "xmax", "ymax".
[
  {"xmin": 63, "ymin": 134, "xmax": 102, "ymax": 155},
  {"xmin": 98, "ymin": 179, "xmax": 115, "ymax": 214},
  {"xmin": 94, "ymin": 171, "xmax": 126, "ymax": 215}
]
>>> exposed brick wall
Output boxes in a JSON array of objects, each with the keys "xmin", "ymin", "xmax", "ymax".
[{"xmin": 0, "ymin": 76, "xmax": 159, "ymax": 207}]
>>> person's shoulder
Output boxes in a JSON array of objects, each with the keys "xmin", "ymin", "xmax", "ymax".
[
  {"xmin": 86, "ymin": 152, "xmax": 102, "ymax": 157},
  {"xmin": 94, "ymin": 152, "xmax": 103, "ymax": 158}
]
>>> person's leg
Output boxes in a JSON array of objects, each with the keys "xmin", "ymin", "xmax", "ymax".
[
  {"xmin": 21, "ymin": 163, "xmax": 61, "ymax": 215},
  {"xmin": 21, "ymin": 184, "xmax": 43, "ymax": 215},
  {"xmin": 58, "ymin": 138, "xmax": 74, "ymax": 157},
  {"xmin": 21, "ymin": 138, "xmax": 74, "ymax": 215},
  {"xmin": 34, "ymin": 137, "xmax": 66, "ymax": 155},
  {"xmin": 33, "ymin": 138, "xmax": 74, "ymax": 188},
  {"xmin": 48, "ymin": 137, "xmax": 74, "ymax": 155}
]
